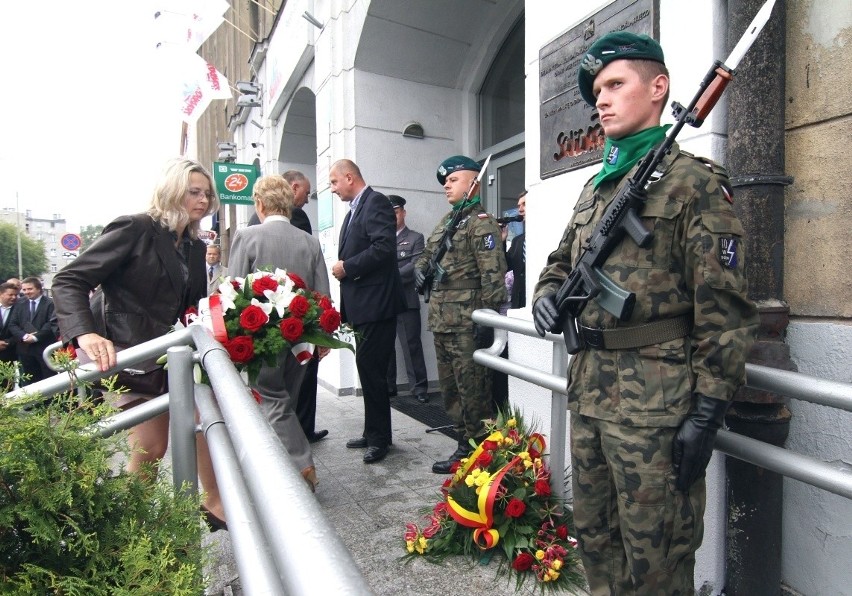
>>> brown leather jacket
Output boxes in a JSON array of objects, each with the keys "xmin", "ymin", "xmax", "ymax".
[{"xmin": 52, "ymin": 214, "xmax": 206, "ymax": 347}]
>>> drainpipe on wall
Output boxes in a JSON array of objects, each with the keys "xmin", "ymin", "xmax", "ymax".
[{"xmin": 725, "ymin": 1, "xmax": 793, "ymax": 594}]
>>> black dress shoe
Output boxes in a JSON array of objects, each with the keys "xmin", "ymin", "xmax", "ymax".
[
  {"xmin": 416, "ymin": 394, "xmax": 428, "ymax": 404},
  {"xmin": 363, "ymin": 445, "xmax": 388, "ymax": 463},
  {"xmin": 201, "ymin": 506, "xmax": 228, "ymax": 532},
  {"xmin": 431, "ymin": 443, "xmax": 473, "ymax": 474},
  {"xmin": 308, "ymin": 429, "xmax": 329, "ymax": 443},
  {"xmin": 346, "ymin": 437, "xmax": 368, "ymax": 449}
]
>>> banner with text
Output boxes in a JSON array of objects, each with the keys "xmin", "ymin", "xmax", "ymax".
[{"xmin": 212, "ymin": 162, "xmax": 258, "ymax": 205}]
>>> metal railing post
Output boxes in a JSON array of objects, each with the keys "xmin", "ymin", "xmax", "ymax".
[
  {"xmin": 168, "ymin": 345, "xmax": 198, "ymax": 496},
  {"xmin": 550, "ymin": 341, "xmax": 570, "ymax": 503}
]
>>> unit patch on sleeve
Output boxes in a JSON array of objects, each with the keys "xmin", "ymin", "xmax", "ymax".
[
  {"xmin": 719, "ymin": 237, "xmax": 739, "ymax": 269},
  {"xmin": 483, "ymin": 233, "xmax": 496, "ymax": 251}
]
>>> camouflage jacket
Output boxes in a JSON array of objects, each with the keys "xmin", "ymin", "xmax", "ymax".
[
  {"xmin": 533, "ymin": 144, "xmax": 758, "ymax": 427},
  {"xmin": 416, "ymin": 202, "xmax": 507, "ymax": 333}
]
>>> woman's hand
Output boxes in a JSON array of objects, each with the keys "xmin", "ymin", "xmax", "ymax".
[{"xmin": 77, "ymin": 333, "xmax": 117, "ymax": 372}]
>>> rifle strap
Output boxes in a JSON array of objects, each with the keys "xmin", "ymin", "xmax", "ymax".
[
  {"xmin": 432, "ymin": 279, "xmax": 481, "ymax": 291},
  {"xmin": 579, "ymin": 314, "xmax": 692, "ymax": 350}
]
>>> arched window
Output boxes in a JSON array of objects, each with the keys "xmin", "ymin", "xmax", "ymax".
[{"xmin": 479, "ymin": 17, "xmax": 524, "ymax": 149}]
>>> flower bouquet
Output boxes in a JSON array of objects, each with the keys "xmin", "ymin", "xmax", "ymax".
[
  {"xmin": 191, "ymin": 269, "xmax": 353, "ymax": 384},
  {"xmin": 403, "ymin": 410, "xmax": 583, "ymax": 591}
]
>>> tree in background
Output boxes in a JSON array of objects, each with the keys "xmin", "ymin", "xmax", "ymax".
[
  {"xmin": 0, "ymin": 222, "xmax": 47, "ymax": 280},
  {"xmin": 79, "ymin": 224, "xmax": 104, "ymax": 252}
]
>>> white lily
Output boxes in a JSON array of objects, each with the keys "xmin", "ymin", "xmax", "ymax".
[
  {"xmin": 264, "ymin": 285, "xmax": 294, "ymax": 317},
  {"xmin": 251, "ymin": 297, "xmax": 274, "ymax": 318},
  {"xmin": 217, "ymin": 277, "xmax": 241, "ymax": 312}
]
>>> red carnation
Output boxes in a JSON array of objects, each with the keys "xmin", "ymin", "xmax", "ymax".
[
  {"xmin": 318, "ymin": 295, "xmax": 333, "ymax": 310},
  {"xmin": 223, "ymin": 335, "xmax": 254, "ymax": 364},
  {"xmin": 512, "ymin": 552, "xmax": 535, "ymax": 571},
  {"xmin": 230, "ymin": 280, "xmax": 241, "ymax": 290},
  {"xmin": 288, "ymin": 295, "xmax": 310, "ymax": 318},
  {"xmin": 280, "ymin": 316, "xmax": 304, "ymax": 342},
  {"xmin": 505, "ymin": 498, "xmax": 526, "ymax": 518},
  {"xmin": 534, "ymin": 478, "xmax": 552, "ymax": 497},
  {"xmin": 239, "ymin": 304, "xmax": 268, "ymax": 332},
  {"xmin": 555, "ymin": 524, "xmax": 569, "ymax": 540},
  {"xmin": 319, "ymin": 308, "xmax": 341, "ymax": 333},
  {"xmin": 252, "ymin": 276, "xmax": 278, "ymax": 296},
  {"xmin": 287, "ymin": 272, "xmax": 306, "ymax": 289}
]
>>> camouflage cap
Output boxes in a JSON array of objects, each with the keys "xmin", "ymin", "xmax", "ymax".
[
  {"xmin": 436, "ymin": 155, "xmax": 480, "ymax": 185},
  {"xmin": 578, "ymin": 32, "xmax": 665, "ymax": 107}
]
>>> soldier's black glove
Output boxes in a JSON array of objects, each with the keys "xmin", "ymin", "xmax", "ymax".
[
  {"xmin": 414, "ymin": 268, "xmax": 427, "ymax": 293},
  {"xmin": 473, "ymin": 324, "xmax": 494, "ymax": 349},
  {"xmin": 532, "ymin": 293, "xmax": 560, "ymax": 337},
  {"xmin": 672, "ymin": 395, "xmax": 730, "ymax": 492}
]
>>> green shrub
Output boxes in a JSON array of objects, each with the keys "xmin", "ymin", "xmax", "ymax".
[{"xmin": 0, "ymin": 362, "xmax": 206, "ymax": 595}]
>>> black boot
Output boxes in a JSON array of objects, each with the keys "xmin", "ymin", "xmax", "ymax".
[{"xmin": 431, "ymin": 441, "xmax": 473, "ymax": 474}]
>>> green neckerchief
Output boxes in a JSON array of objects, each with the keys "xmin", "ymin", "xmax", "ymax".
[
  {"xmin": 594, "ymin": 125, "xmax": 671, "ymax": 189},
  {"xmin": 446, "ymin": 195, "xmax": 481, "ymax": 225}
]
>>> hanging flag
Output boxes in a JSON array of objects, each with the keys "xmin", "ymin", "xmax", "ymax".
[
  {"xmin": 152, "ymin": 0, "xmax": 229, "ymax": 51},
  {"xmin": 155, "ymin": 45, "xmax": 232, "ymax": 123}
]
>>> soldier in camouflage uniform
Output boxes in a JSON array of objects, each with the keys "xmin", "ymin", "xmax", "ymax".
[
  {"xmin": 532, "ymin": 33, "xmax": 758, "ymax": 594},
  {"xmin": 415, "ymin": 155, "xmax": 508, "ymax": 475}
]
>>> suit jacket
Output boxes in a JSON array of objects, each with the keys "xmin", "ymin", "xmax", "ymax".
[
  {"xmin": 395, "ymin": 226, "xmax": 425, "ymax": 310},
  {"xmin": 337, "ymin": 187, "xmax": 405, "ymax": 326},
  {"xmin": 290, "ymin": 207, "xmax": 312, "ymax": 235},
  {"xmin": 8, "ymin": 295, "xmax": 59, "ymax": 356},
  {"xmin": 52, "ymin": 214, "xmax": 206, "ymax": 347},
  {"xmin": 206, "ymin": 263, "xmax": 227, "ymax": 295},
  {"xmin": 505, "ymin": 232, "xmax": 526, "ymax": 309},
  {"xmin": 228, "ymin": 216, "xmax": 330, "ymax": 296},
  {"xmin": 0, "ymin": 302, "xmax": 20, "ymax": 362}
]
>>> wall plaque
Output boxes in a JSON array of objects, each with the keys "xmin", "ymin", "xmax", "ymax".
[{"xmin": 539, "ymin": 0, "xmax": 657, "ymax": 179}]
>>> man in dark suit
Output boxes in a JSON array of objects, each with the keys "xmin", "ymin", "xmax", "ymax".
[
  {"xmin": 385, "ymin": 195, "xmax": 429, "ymax": 403},
  {"xmin": 505, "ymin": 190, "xmax": 527, "ymax": 309},
  {"xmin": 9, "ymin": 277, "xmax": 59, "ymax": 386},
  {"xmin": 330, "ymin": 159, "xmax": 404, "ymax": 464},
  {"xmin": 0, "ymin": 282, "xmax": 20, "ymax": 391}
]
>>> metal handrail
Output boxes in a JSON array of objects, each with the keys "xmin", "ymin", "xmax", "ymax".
[
  {"xmin": 471, "ymin": 309, "xmax": 852, "ymax": 501},
  {"xmin": 7, "ymin": 325, "xmax": 374, "ymax": 595}
]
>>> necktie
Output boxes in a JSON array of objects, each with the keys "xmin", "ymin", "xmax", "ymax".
[
  {"xmin": 1, "ymin": 307, "xmax": 7, "ymax": 325},
  {"xmin": 30, "ymin": 300, "xmax": 36, "ymax": 321},
  {"xmin": 209, "ymin": 266, "xmax": 214, "ymax": 281}
]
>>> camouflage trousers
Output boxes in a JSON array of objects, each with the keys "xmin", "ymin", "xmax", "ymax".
[
  {"xmin": 571, "ymin": 414, "xmax": 705, "ymax": 595},
  {"xmin": 433, "ymin": 331, "xmax": 494, "ymax": 441}
]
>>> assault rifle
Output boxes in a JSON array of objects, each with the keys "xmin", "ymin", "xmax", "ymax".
[
  {"xmin": 417, "ymin": 154, "xmax": 491, "ymax": 303},
  {"xmin": 552, "ymin": 0, "xmax": 777, "ymax": 354}
]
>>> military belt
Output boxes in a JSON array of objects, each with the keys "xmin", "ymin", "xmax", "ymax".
[
  {"xmin": 432, "ymin": 279, "xmax": 482, "ymax": 291},
  {"xmin": 579, "ymin": 314, "xmax": 692, "ymax": 350}
]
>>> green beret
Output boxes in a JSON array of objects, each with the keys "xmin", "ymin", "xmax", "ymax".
[
  {"xmin": 578, "ymin": 32, "xmax": 665, "ymax": 107},
  {"xmin": 436, "ymin": 155, "xmax": 480, "ymax": 185}
]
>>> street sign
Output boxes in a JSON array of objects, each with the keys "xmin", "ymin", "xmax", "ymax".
[
  {"xmin": 212, "ymin": 162, "xmax": 258, "ymax": 205},
  {"xmin": 197, "ymin": 230, "xmax": 218, "ymax": 244},
  {"xmin": 60, "ymin": 233, "xmax": 82, "ymax": 251}
]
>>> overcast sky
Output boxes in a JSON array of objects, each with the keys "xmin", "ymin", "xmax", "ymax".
[{"xmin": 0, "ymin": 1, "xmax": 203, "ymax": 232}]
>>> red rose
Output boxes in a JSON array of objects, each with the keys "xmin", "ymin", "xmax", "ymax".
[
  {"xmin": 512, "ymin": 552, "xmax": 535, "ymax": 571},
  {"xmin": 280, "ymin": 317, "xmax": 304, "ymax": 342},
  {"xmin": 482, "ymin": 439, "xmax": 499, "ymax": 452},
  {"xmin": 223, "ymin": 335, "xmax": 254, "ymax": 364},
  {"xmin": 318, "ymin": 295, "xmax": 333, "ymax": 310},
  {"xmin": 252, "ymin": 276, "xmax": 278, "ymax": 296},
  {"xmin": 318, "ymin": 308, "xmax": 341, "ymax": 333},
  {"xmin": 505, "ymin": 498, "xmax": 526, "ymax": 518},
  {"xmin": 287, "ymin": 272, "xmax": 306, "ymax": 289},
  {"xmin": 239, "ymin": 304, "xmax": 268, "ymax": 332},
  {"xmin": 288, "ymin": 295, "xmax": 310, "ymax": 318},
  {"xmin": 534, "ymin": 479, "xmax": 552, "ymax": 497},
  {"xmin": 555, "ymin": 524, "xmax": 569, "ymax": 540},
  {"xmin": 476, "ymin": 451, "xmax": 493, "ymax": 467}
]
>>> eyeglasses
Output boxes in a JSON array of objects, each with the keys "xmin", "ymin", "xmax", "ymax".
[{"xmin": 188, "ymin": 188, "xmax": 214, "ymax": 200}]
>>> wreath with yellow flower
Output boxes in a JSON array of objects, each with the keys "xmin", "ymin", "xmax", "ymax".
[{"xmin": 403, "ymin": 410, "xmax": 583, "ymax": 590}]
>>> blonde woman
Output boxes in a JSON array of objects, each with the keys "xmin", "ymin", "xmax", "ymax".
[{"xmin": 52, "ymin": 158, "xmax": 227, "ymax": 530}]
